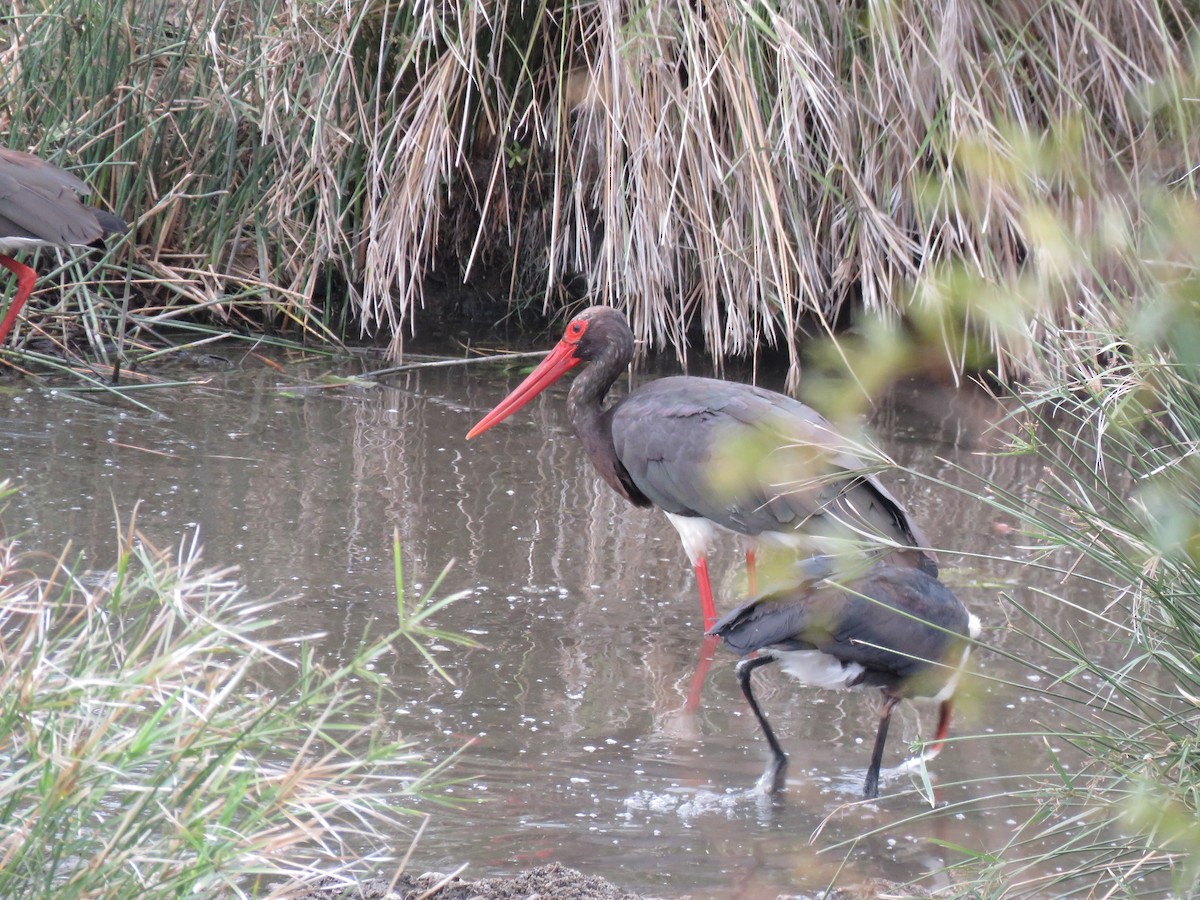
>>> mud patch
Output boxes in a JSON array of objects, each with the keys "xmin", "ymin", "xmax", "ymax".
[{"xmin": 294, "ymin": 862, "xmax": 643, "ymax": 899}]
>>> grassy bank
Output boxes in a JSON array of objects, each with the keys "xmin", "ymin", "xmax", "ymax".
[
  {"xmin": 961, "ymin": 335, "xmax": 1200, "ymax": 896},
  {"xmin": 797, "ymin": 108, "xmax": 1200, "ymax": 894},
  {"xmin": 0, "ymin": 506, "xmax": 466, "ymax": 897},
  {"xmin": 924, "ymin": 278, "xmax": 1200, "ymax": 896},
  {"xmin": 2, "ymin": 1, "xmax": 1194, "ymax": 384}
]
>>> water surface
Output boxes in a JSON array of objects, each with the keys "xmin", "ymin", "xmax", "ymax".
[{"xmin": 0, "ymin": 347, "xmax": 1114, "ymax": 897}]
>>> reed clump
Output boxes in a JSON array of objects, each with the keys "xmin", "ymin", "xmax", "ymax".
[
  {"xmin": 897, "ymin": 290, "xmax": 1200, "ymax": 894},
  {"xmin": 801, "ymin": 104, "xmax": 1200, "ymax": 893},
  {"xmin": 0, "ymin": 506, "xmax": 460, "ymax": 898},
  {"xmin": 927, "ymin": 238, "xmax": 1200, "ymax": 895},
  {"xmin": 3, "ymin": 1, "xmax": 1194, "ymax": 383}
]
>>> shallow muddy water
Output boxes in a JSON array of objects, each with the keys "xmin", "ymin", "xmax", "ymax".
[{"xmin": 0, "ymin": 346, "xmax": 1127, "ymax": 897}]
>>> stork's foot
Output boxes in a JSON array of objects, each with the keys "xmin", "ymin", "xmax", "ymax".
[
  {"xmin": 758, "ymin": 755, "xmax": 788, "ymax": 795},
  {"xmin": 862, "ymin": 770, "xmax": 881, "ymax": 800}
]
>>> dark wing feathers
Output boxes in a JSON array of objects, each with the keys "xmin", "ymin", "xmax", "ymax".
[
  {"xmin": 825, "ymin": 570, "xmax": 970, "ymax": 682},
  {"xmin": 611, "ymin": 377, "xmax": 935, "ymax": 572},
  {"xmin": 0, "ymin": 213, "xmax": 37, "ymax": 243},
  {"xmin": 711, "ymin": 566, "xmax": 971, "ymax": 686},
  {"xmin": 612, "ymin": 376, "xmax": 867, "ymax": 527},
  {"xmin": 0, "ymin": 148, "xmax": 92, "ymax": 196},
  {"xmin": 707, "ymin": 590, "xmax": 824, "ymax": 658},
  {"xmin": 0, "ymin": 148, "xmax": 126, "ymax": 247}
]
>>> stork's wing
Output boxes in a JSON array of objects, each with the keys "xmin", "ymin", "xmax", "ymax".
[
  {"xmin": 822, "ymin": 568, "xmax": 971, "ymax": 681},
  {"xmin": 707, "ymin": 588, "xmax": 829, "ymax": 657},
  {"xmin": 611, "ymin": 376, "xmax": 935, "ymax": 573},
  {"xmin": 711, "ymin": 566, "xmax": 970, "ymax": 686}
]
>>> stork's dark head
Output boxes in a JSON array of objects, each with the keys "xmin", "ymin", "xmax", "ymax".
[
  {"xmin": 466, "ymin": 305, "xmax": 634, "ymax": 439},
  {"xmin": 560, "ymin": 306, "xmax": 634, "ymax": 364}
]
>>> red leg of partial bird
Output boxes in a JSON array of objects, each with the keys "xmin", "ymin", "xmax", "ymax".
[
  {"xmin": 693, "ymin": 556, "xmax": 717, "ymax": 630},
  {"xmin": 0, "ymin": 255, "xmax": 36, "ymax": 345},
  {"xmin": 864, "ymin": 694, "xmax": 902, "ymax": 799},
  {"xmin": 745, "ymin": 547, "xmax": 757, "ymax": 595}
]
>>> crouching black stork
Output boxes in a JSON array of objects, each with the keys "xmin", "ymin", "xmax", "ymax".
[
  {"xmin": 708, "ymin": 562, "xmax": 979, "ymax": 798},
  {"xmin": 0, "ymin": 146, "xmax": 127, "ymax": 344},
  {"xmin": 467, "ymin": 306, "xmax": 937, "ymax": 630}
]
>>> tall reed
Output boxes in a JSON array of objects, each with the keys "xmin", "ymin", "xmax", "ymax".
[{"xmin": 4, "ymin": 1, "xmax": 1193, "ymax": 383}]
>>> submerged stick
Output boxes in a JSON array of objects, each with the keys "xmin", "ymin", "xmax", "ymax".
[{"xmin": 362, "ymin": 349, "xmax": 549, "ymax": 379}]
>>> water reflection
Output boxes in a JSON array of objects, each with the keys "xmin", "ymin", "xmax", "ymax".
[{"xmin": 0, "ymin": 351, "xmax": 1117, "ymax": 896}]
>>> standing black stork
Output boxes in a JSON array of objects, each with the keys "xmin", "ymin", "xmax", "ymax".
[
  {"xmin": 0, "ymin": 146, "xmax": 127, "ymax": 344},
  {"xmin": 466, "ymin": 305, "xmax": 936, "ymax": 630},
  {"xmin": 708, "ymin": 562, "xmax": 979, "ymax": 798}
]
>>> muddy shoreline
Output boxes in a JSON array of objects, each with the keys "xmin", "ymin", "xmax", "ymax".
[
  {"xmin": 294, "ymin": 863, "xmax": 933, "ymax": 899},
  {"xmin": 296, "ymin": 863, "xmax": 643, "ymax": 899}
]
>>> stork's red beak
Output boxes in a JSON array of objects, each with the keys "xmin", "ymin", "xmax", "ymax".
[{"xmin": 466, "ymin": 340, "xmax": 581, "ymax": 438}]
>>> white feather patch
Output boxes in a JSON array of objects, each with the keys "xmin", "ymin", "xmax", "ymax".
[
  {"xmin": 663, "ymin": 512, "xmax": 720, "ymax": 566},
  {"xmin": 773, "ymin": 649, "xmax": 865, "ymax": 690}
]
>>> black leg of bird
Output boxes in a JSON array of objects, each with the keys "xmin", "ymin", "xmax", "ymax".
[
  {"xmin": 736, "ymin": 655, "xmax": 788, "ymax": 794},
  {"xmin": 863, "ymin": 694, "xmax": 902, "ymax": 799}
]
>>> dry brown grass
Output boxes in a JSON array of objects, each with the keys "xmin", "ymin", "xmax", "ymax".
[{"xmin": 1, "ymin": 1, "xmax": 1194, "ymax": 380}]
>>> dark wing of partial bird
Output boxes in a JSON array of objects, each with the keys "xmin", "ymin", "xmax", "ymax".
[
  {"xmin": 610, "ymin": 377, "xmax": 934, "ymax": 568},
  {"xmin": 0, "ymin": 148, "xmax": 124, "ymax": 246}
]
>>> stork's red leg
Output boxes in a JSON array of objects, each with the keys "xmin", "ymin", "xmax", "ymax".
[
  {"xmin": 745, "ymin": 547, "xmax": 757, "ymax": 595},
  {"xmin": 684, "ymin": 633, "xmax": 719, "ymax": 713},
  {"xmin": 864, "ymin": 695, "xmax": 901, "ymax": 799},
  {"xmin": 694, "ymin": 556, "xmax": 717, "ymax": 629},
  {"xmin": 921, "ymin": 699, "xmax": 954, "ymax": 761},
  {"xmin": 0, "ymin": 255, "xmax": 36, "ymax": 345}
]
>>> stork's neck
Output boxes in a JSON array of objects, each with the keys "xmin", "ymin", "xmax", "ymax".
[
  {"xmin": 561, "ymin": 316, "xmax": 650, "ymax": 506},
  {"xmin": 564, "ymin": 328, "xmax": 631, "ymax": 434}
]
